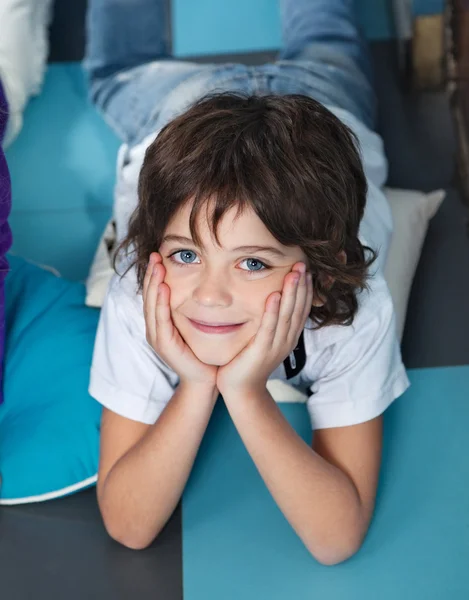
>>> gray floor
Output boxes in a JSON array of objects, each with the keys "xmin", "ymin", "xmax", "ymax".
[{"xmin": 0, "ymin": 490, "xmax": 183, "ymax": 600}]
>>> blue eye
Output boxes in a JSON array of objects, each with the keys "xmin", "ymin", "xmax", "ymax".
[
  {"xmin": 171, "ymin": 250, "xmax": 200, "ymax": 264},
  {"xmin": 240, "ymin": 258, "xmax": 267, "ymax": 272}
]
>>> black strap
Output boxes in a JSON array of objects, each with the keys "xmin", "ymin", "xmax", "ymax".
[{"xmin": 283, "ymin": 330, "xmax": 306, "ymax": 379}]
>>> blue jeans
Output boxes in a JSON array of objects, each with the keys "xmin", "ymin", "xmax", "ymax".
[{"xmin": 85, "ymin": 0, "xmax": 375, "ymax": 147}]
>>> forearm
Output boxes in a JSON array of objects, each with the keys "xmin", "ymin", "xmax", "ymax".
[
  {"xmin": 223, "ymin": 387, "xmax": 366, "ymax": 565},
  {"xmin": 99, "ymin": 382, "xmax": 218, "ymax": 549}
]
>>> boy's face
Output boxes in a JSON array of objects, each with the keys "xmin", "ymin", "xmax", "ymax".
[{"xmin": 158, "ymin": 201, "xmax": 308, "ymax": 366}]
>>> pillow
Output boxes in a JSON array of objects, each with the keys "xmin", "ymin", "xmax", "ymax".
[
  {"xmin": 0, "ymin": 255, "xmax": 101, "ymax": 504},
  {"xmin": 383, "ymin": 188, "xmax": 444, "ymax": 341},
  {"xmin": 86, "ymin": 218, "xmax": 117, "ymax": 308}
]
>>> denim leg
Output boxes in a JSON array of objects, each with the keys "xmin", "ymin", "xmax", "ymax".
[
  {"xmin": 279, "ymin": 0, "xmax": 372, "ymax": 81},
  {"xmin": 278, "ymin": 0, "xmax": 375, "ymax": 127},
  {"xmin": 85, "ymin": 0, "xmax": 171, "ymax": 82},
  {"xmin": 84, "ymin": 0, "xmax": 208, "ymax": 145}
]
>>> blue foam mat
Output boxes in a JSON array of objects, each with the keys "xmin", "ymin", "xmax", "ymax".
[{"xmin": 183, "ymin": 366, "xmax": 469, "ymax": 599}]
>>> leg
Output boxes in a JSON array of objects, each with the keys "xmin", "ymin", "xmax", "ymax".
[
  {"xmin": 278, "ymin": 0, "xmax": 375, "ymax": 127},
  {"xmin": 85, "ymin": 0, "xmax": 206, "ymax": 145},
  {"xmin": 279, "ymin": 0, "xmax": 372, "ymax": 81},
  {"xmin": 84, "ymin": 0, "xmax": 171, "ymax": 82}
]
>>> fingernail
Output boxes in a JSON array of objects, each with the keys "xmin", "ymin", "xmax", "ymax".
[
  {"xmin": 293, "ymin": 275, "xmax": 300, "ymax": 285},
  {"xmin": 307, "ymin": 273, "xmax": 312, "ymax": 283},
  {"xmin": 153, "ymin": 264, "xmax": 159, "ymax": 276},
  {"xmin": 298, "ymin": 263, "xmax": 306, "ymax": 274}
]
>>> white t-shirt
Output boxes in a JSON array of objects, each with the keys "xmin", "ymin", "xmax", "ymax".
[{"xmin": 89, "ymin": 106, "xmax": 410, "ymax": 430}]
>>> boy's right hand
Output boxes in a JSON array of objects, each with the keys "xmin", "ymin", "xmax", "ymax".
[{"xmin": 143, "ymin": 253, "xmax": 218, "ymax": 390}]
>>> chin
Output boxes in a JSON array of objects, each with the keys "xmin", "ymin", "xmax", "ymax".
[{"xmin": 191, "ymin": 346, "xmax": 235, "ymax": 367}]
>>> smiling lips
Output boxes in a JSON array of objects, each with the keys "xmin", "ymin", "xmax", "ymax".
[{"xmin": 188, "ymin": 318, "xmax": 245, "ymax": 334}]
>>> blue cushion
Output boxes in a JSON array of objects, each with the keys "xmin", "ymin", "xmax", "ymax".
[{"xmin": 0, "ymin": 255, "xmax": 101, "ymax": 503}]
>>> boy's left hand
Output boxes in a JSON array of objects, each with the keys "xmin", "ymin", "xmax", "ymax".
[{"xmin": 217, "ymin": 263, "xmax": 313, "ymax": 397}]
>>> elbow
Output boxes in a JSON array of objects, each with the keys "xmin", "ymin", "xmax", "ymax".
[
  {"xmin": 98, "ymin": 487, "xmax": 161, "ymax": 550},
  {"xmin": 308, "ymin": 529, "xmax": 366, "ymax": 567},
  {"xmin": 100, "ymin": 507, "xmax": 159, "ymax": 551},
  {"xmin": 107, "ymin": 527, "xmax": 154, "ymax": 551},
  {"xmin": 313, "ymin": 541, "xmax": 362, "ymax": 567}
]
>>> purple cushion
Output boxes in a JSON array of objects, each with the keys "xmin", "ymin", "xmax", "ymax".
[{"xmin": 0, "ymin": 81, "xmax": 13, "ymax": 405}]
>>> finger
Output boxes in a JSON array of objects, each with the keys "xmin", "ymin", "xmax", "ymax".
[
  {"xmin": 143, "ymin": 259, "xmax": 154, "ymax": 305},
  {"xmin": 143, "ymin": 269, "xmax": 159, "ymax": 343},
  {"xmin": 275, "ymin": 267, "xmax": 302, "ymax": 341},
  {"xmin": 145, "ymin": 258, "xmax": 166, "ymax": 308},
  {"xmin": 254, "ymin": 292, "xmax": 281, "ymax": 349},
  {"xmin": 155, "ymin": 282, "xmax": 174, "ymax": 343},
  {"xmin": 143, "ymin": 253, "xmax": 161, "ymax": 302},
  {"xmin": 301, "ymin": 272, "xmax": 314, "ymax": 326},
  {"xmin": 290, "ymin": 266, "xmax": 309, "ymax": 334}
]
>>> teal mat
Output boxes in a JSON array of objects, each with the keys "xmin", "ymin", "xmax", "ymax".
[
  {"xmin": 182, "ymin": 366, "xmax": 469, "ymax": 599},
  {"xmin": 6, "ymin": 64, "xmax": 120, "ymax": 281},
  {"xmin": 173, "ymin": 0, "xmax": 395, "ymax": 57}
]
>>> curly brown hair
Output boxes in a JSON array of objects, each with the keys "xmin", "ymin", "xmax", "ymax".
[{"xmin": 116, "ymin": 92, "xmax": 376, "ymax": 328}]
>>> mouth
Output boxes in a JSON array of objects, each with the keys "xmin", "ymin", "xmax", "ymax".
[{"xmin": 188, "ymin": 318, "xmax": 245, "ymax": 335}]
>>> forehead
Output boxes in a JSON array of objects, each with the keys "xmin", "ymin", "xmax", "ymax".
[
  {"xmin": 165, "ymin": 199, "xmax": 273, "ymax": 243},
  {"xmin": 162, "ymin": 199, "xmax": 307, "ymax": 263}
]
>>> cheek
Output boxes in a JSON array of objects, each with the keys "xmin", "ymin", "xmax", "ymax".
[
  {"xmin": 245, "ymin": 286, "xmax": 269, "ymax": 316},
  {"xmin": 244, "ymin": 275, "xmax": 284, "ymax": 315},
  {"xmin": 163, "ymin": 266, "xmax": 188, "ymax": 306}
]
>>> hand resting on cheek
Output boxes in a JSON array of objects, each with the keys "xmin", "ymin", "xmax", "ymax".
[
  {"xmin": 216, "ymin": 261, "xmax": 313, "ymax": 396},
  {"xmin": 143, "ymin": 252, "xmax": 313, "ymax": 396},
  {"xmin": 143, "ymin": 252, "xmax": 218, "ymax": 389}
]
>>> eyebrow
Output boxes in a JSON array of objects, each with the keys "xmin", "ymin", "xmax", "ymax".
[{"xmin": 161, "ymin": 234, "xmax": 287, "ymax": 258}]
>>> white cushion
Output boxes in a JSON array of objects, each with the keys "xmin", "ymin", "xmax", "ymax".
[
  {"xmin": 85, "ymin": 220, "xmax": 117, "ymax": 308},
  {"xmin": 383, "ymin": 188, "xmax": 445, "ymax": 341}
]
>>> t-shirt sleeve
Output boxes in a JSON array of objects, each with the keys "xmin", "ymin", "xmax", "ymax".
[
  {"xmin": 306, "ymin": 284, "xmax": 410, "ymax": 430},
  {"xmin": 89, "ymin": 275, "xmax": 178, "ymax": 424}
]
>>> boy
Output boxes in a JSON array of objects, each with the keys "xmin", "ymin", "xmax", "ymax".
[{"xmin": 87, "ymin": 0, "xmax": 409, "ymax": 565}]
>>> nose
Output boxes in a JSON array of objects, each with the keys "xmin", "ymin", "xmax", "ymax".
[{"xmin": 192, "ymin": 269, "xmax": 232, "ymax": 307}]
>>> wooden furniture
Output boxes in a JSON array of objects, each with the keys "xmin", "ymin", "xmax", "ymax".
[{"xmin": 447, "ymin": 0, "xmax": 469, "ymax": 209}]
